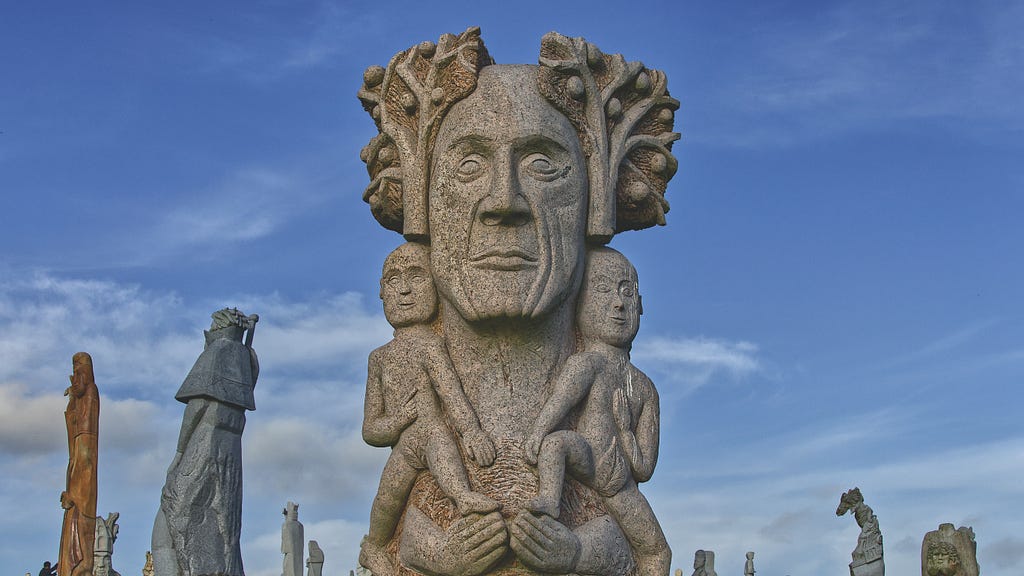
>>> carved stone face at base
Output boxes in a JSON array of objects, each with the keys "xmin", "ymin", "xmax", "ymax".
[
  {"xmin": 429, "ymin": 65, "xmax": 588, "ymax": 322},
  {"xmin": 380, "ymin": 243, "xmax": 437, "ymax": 328},
  {"xmin": 578, "ymin": 248, "xmax": 640, "ymax": 348}
]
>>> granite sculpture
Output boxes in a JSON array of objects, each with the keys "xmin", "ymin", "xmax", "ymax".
[
  {"xmin": 743, "ymin": 552, "xmax": 754, "ymax": 576},
  {"xmin": 691, "ymin": 550, "xmax": 716, "ymax": 576},
  {"xmin": 59, "ymin": 352, "xmax": 100, "ymax": 576},
  {"xmin": 356, "ymin": 26, "xmax": 678, "ymax": 576},
  {"xmin": 142, "ymin": 552, "xmax": 154, "ymax": 576},
  {"xmin": 306, "ymin": 541, "xmax": 324, "ymax": 576},
  {"xmin": 152, "ymin": 308, "xmax": 259, "ymax": 576},
  {"xmin": 921, "ymin": 524, "xmax": 978, "ymax": 576},
  {"xmin": 94, "ymin": 512, "xmax": 121, "ymax": 576},
  {"xmin": 282, "ymin": 502, "xmax": 305, "ymax": 576},
  {"xmin": 837, "ymin": 487, "xmax": 884, "ymax": 576}
]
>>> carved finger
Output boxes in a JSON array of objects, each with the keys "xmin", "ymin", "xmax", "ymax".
[
  {"xmin": 455, "ymin": 512, "xmax": 507, "ymax": 549},
  {"xmin": 519, "ymin": 509, "xmax": 561, "ymax": 544},
  {"xmin": 509, "ymin": 520, "xmax": 548, "ymax": 560},
  {"xmin": 469, "ymin": 539, "xmax": 508, "ymax": 572},
  {"xmin": 466, "ymin": 528, "xmax": 510, "ymax": 564}
]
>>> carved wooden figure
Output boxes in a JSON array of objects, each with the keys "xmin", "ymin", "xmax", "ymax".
[{"xmin": 58, "ymin": 352, "xmax": 99, "ymax": 576}]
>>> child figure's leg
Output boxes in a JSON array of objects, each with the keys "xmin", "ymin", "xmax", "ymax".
[
  {"xmin": 360, "ymin": 447, "xmax": 421, "ymax": 576},
  {"xmin": 526, "ymin": 430, "xmax": 595, "ymax": 518},
  {"xmin": 426, "ymin": 427, "xmax": 499, "ymax": 515},
  {"xmin": 602, "ymin": 481, "xmax": 671, "ymax": 576}
]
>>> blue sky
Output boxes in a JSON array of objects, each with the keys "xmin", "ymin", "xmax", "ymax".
[{"xmin": 2, "ymin": 1, "xmax": 1022, "ymax": 575}]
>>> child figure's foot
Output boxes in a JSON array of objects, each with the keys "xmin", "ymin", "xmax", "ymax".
[
  {"xmin": 359, "ymin": 537, "xmax": 396, "ymax": 576},
  {"xmin": 525, "ymin": 495, "xmax": 560, "ymax": 519},
  {"xmin": 454, "ymin": 491, "xmax": 500, "ymax": 516}
]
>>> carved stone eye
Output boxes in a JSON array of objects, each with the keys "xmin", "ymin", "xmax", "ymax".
[
  {"xmin": 619, "ymin": 283, "xmax": 635, "ymax": 298},
  {"xmin": 523, "ymin": 153, "xmax": 562, "ymax": 181},
  {"xmin": 456, "ymin": 154, "xmax": 486, "ymax": 181},
  {"xmin": 594, "ymin": 282, "xmax": 611, "ymax": 293}
]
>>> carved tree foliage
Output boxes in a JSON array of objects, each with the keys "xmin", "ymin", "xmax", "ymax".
[
  {"xmin": 537, "ymin": 32, "xmax": 680, "ymax": 242},
  {"xmin": 358, "ymin": 27, "xmax": 493, "ymax": 239}
]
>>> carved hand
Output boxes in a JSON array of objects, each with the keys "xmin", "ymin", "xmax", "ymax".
[
  {"xmin": 400, "ymin": 508, "xmax": 508, "ymax": 576},
  {"xmin": 399, "ymin": 388, "xmax": 419, "ymax": 429},
  {"xmin": 524, "ymin": 429, "xmax": 545, "ymax": 466},
  {"xmin": 464, "ymin": 428, "xmax": 496, "ymax": 467},
  {"xmin": 509, "ymin": 512, "xmax": 581, "ymax": 574},
  {"xmin": 612, "ymin": 388, "xmax": 632, "ymax": 433}
]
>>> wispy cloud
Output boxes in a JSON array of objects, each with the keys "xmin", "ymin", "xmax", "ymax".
[
  {"xmin": 633, "ymin": 335, "xmax": 761, "ymax": 391},
  {"xmin": 695, "ymin": 1, "xmax": 1024, "ymax": 147}
]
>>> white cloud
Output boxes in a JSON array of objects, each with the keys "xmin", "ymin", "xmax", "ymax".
[{"xmin": 633, "ymin": 335, "xmax": 761, "ymax": 392}]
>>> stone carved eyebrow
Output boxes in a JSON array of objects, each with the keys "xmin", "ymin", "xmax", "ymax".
[{"xmin": 446, "ymin": 134, "xmax": 494, "ymax": 153}]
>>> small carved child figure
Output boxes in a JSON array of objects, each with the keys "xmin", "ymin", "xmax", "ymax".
[
  {"xmin": 360, "ymin": 242, "xmax": 499, "ymax": 576},
  {"xmin": 744, "ymin": 551, "xmax": 755, "ymax": 576},
  {"xmin": 524, "ymin": 246, "xmax": 670, "ymax": 576}
]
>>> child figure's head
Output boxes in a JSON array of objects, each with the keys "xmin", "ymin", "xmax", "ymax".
[
  {"xmin": 381, "ymin": 242, "xmax": 438, "ymax": 328},
  {"xmin": 577, "ymin": 247, "xmax": 641, "ymax": 349}
]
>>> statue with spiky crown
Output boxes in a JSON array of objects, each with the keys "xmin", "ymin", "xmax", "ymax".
[{"xmin": 356, "ymin": 27, "xmax": 679, "ymax": 576}]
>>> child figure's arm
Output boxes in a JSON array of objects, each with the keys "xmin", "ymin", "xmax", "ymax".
[
  {"xmin": 424, "ymin": 343, "xmax": 495, "ymax": 466},
  {"xmin": 362, "ymin": 349, "xmax": 417, "ymax": 447},
  {"xmin": 524, "ymin": 353, "xmax": 599, "ymax": 465},
  {"xmin": 613, "ymin": 367, "xmax": 660, "ymax": 482}
]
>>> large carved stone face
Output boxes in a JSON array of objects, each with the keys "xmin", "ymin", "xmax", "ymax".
[
  {"xmin": 429, "ymin": 65, "xmax": 588, "ymax": 322},
  {"xmin": 578, "ymin": 249, "xmax": 641, "ymax": 349},
  {"xmin": 380, "ymin": 243, "xmax": 437, "ymax": 328}
]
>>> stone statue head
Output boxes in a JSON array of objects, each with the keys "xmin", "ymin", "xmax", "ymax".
[
  {"xmin": 207, "ymin": 308, "xmax": 247, "ymax": 341},
  {"xmin": 380, "ymin": 242, "xmax": 437, "ymax": 328},
  {"xmin": 694, "ymin": 549, "xmax": 706, "ymax": 569},
  {"xmin": 746, "ymin": 551, "xmax": 754, "ymax": 560},
  {"xmin": 284, "ymin": 501, "xmax": 299, "ymax": 521},
  {"xmin": 358, "ymin": 28, "xmax": 679, "ymax": 323},
  {"xmin": 577, "ymin": 247, "xmax": 641, "ymax": 349},
  {"xmin": 926, "ymin": 540, "xmax": 960, "ymax": 576},
  {"xmin": 836, "ymin": 487, "xmax": 864, "ymax": 516}
]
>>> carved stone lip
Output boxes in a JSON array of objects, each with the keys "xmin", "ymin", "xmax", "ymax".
[
  {"xmin": 607, "ymin": 315, "xmax": 627, "ymax": 324},
  {"xmin": 468, "ymin": 248, "xmax": 538, "ymax": 270}
]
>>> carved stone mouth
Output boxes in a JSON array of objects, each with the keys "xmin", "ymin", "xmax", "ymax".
[{"xmin": 469, "ymin": 248, "xmax": 538, "ymax": 271}]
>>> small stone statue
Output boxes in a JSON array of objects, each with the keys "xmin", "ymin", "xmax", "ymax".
[
  {"xmin": 59, "ymin": 352, "xmax": 100, "ymax": 576},
  {"xmin": 39, "ymin": 561, "xmax": 57, "ymax": 576},
  {"xmin": 358, "ymin": 242, "xmax": 498, "ymax": 576},
  {"xmin": 142, "ymin": 552, "xmax": 153, "ymax": 576},
  {"xmin": 281, "ymin": 502, "xmax": 304, "ymax": 576},
  {"xmin": 691, "ymin": 550, "xmax": 717, "ymax": 576},
  {"xmin": 744, "ymin": 551, "xmax": 755, "ymax": 576},
  {"xmin": 922, "ymin": 523, "xmax": 978, "ymax": 576},
  {"xmin": 524, "ymin": 247, "xmax": 669, "ymax": 576},
  {"xmin": 674, "ymin": 569, "xmax": 682, "ymax": 576},
  {"xmin": 94, "ymin": 512, "xmax": 121, "ymax": 576},
  {"xmin": 837, "ymin": 487, "xmax": 884, "ymax": 576},
  {"xmin": 152, "ymin": 308, "xmax": 259, "ymax": 576},
  {"xmin": 306, "ymin": 541, "xmax": 324, "ymax": 576}
]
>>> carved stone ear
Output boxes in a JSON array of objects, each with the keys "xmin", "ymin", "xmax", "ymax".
[
  {"xmin": 357, "ymin": 27, "xmax": 494, "ymax": 240},
  {"xmin": 537, "ymin": 32, "xmax": 679, "ymax": 242}
]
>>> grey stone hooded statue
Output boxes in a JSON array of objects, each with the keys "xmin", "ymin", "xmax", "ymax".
[{"xmin": 152, "ymin": 308, "xmax": 259, "ymax": 576}]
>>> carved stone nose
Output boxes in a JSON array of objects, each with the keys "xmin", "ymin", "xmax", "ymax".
[{"xmin": 478, "ymin": 181, "xmax": 531, "ymax": 227}]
